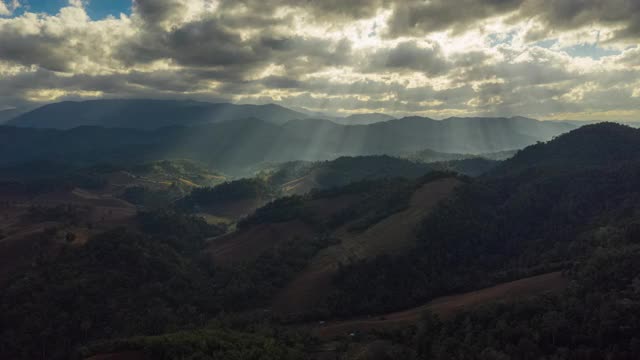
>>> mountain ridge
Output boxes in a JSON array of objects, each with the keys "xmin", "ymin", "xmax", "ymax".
[
  {"xmin": 0, "ymin": 115, "xmax": 578, "ymax": 172},
  {"xmin": 7, "ymin": 99, "xmax": 309, "ymax": 129},
  {"xmin": 8, "ymin": 98, "xmax": 580, "ymax": 131}
]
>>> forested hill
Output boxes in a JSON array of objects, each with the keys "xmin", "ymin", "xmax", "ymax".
[
  {"xmin": 263, "ymin": 155, "xmax": 494, "ymax": 195},
  {"xmin": 7, "ymin": 99, "xmax": 308, "ymax": 128},
  {"xmin": 330, "ymin": 122, "xmax": 640, "ymax": 316},
  {"xmin": 1, "ymin": 122, "xmax": 639, "ymax": 359},
  {"xmin": 404, "ymin": 126, "xmax": 640, "ymax": 359},
  {"xmin": 492, "ymin": 122, "xmax": 640, "ymax": 176},
  {"xmin": 0, "ymin": 116, "xmax": 576, "ymax": 173}
]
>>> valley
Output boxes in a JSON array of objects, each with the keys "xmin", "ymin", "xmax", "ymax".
[
  {"xmin": 0, "ymin": 101, "xmax": 639, "ymax": 360},
  {"xmin": 1, "ymin": 1, "xmax": 639, "ymax": 358}
]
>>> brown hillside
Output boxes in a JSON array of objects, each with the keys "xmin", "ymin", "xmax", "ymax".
[
  {"xmin": 86, "ymin": 352, "xmax": 146, "ymax": 360},
  {"xmin": 206, "ymin": 193, "xmax": 361, "ymax": 267},
  {"xmin": 200, "ymin": 197, "xmax": 268, "ymax": 220},
  {"xmin": 0, "ymin": 187, "xmax": 137, "ymax": 285},
  {"xmin": 281, "ymin": 169, "xmax": 322, "ymax": 196},
  {"xmin": 207, "ymin": 220, "xmax": 314, "ymax": 267},
  {"xmin": 313, "ymin": 271, "xmax": 568, "ymax": 339},
  {"xmin": 272, "ymin": 177, "xmax": 462, "ymax": 317}
]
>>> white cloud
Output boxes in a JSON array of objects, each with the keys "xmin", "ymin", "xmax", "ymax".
[
  {"xmin": 0, "ymin": 0, "xmax": 18, "ymax": 16},
  {"xmin": 68, "ymin": 0, "xmax": 86, "ymax": 8},
  {"xmin": 0, "ymin": 3, "xmax": 9, "ymax": 16},
  {"xmin": 0, "ymin": 0, "xmax": 638, "ymax": 121}
]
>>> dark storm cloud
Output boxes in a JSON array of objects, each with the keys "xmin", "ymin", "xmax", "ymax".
[
  {"xmin": 260, "ymin": 35, "xmax": 353, "ymax": 66},
  {"xmin": 385, "ymin": 0, "xmax": 640, "ymax": 42},
  {"xmin": 211, "ymin": 0, "xmax": 640, "ymax": 42},
  {"xmin": 0, "ymin": 31, "xmax": 70, "ymax": 71},
  {"xmin": 366, "ymin": 41, "xmax": 450, "ymax": 75},
  {"xmin": 387, "ymin": 0, "xmax": 525, "ymax": 36},
  {"xmin": 260, "ymin": 76, "xmax": 303, "ymax": 89},
  {"xmin": 119, "ymin": 17, "xmax": 261, "ymax": 68},
  {"xmin": 118, "ymin": 9, "xmax": 354, "ymax": 81},
  {"xmin": 0, "ymin": 67, "xmax": 214, "ymax": 99},
  {"xmin": 217, "ymin": 0, "xmax": 390, "ymax": 22},
  {"xmin": 518, "ymin": 0, "xmax": 640, "ymax": 41},
  {"xmin": 163, "ymin": 19, "xmax": 260, "ymax": 66},
  {"xmin": 132, "ymin": 0, "xmax": 189, "ymax": 27}
]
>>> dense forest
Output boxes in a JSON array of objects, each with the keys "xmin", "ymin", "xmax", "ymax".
[
  {"xmin": 1, "ymin": 123, "xmax": 640, "ymax": 359},
  {"xmin": 0, "ymin": 211, "xmax": 224, "ymax": 359},
  {"xmin": 328, "ymin": 124, "xmax": 640, "ymax": 316},
  {"xmin": 179, "ymin": 178, "xmax": 273, "ymax": 210},
  {"xmin": 2, "ymin": 0, "xmax": 638, "ymax": 356},
  {"xmin": 414, "ymin": 246, "xmax": 640, "ymax": 359}
]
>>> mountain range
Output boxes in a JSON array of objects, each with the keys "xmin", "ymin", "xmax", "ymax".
[
  {"xmin": 6, "ymin": 99, "xmax": 399, "ymax": 129},
  {"xmin": 2, "ymin": 115, "xmax": 640, "ymax": 359},
  {"xmin": 6, "ymin": 99, "xmax": 309, "ymax": 128},
  {"xmin": 0, "ymin": 117, "xmax": 576, "ymax": 173},
  {"xmin": 5, "ymin": 99, "xmax": 573, "ymax": 139},
  {"xmin": 0, "ymin": 99, "xmax": 583, "ymax": 173}
]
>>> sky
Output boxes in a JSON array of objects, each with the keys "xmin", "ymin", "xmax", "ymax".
[
  {"xmin": 10, "ymin": 0, "xmax": 131, "ymax": 19},
  {"xmin": 0, "ymin": 0, "xmax": 639, "ymax": 120}
]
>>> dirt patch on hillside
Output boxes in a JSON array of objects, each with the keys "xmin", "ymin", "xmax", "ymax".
[
  {"xmin": 200, "ymin": 197, "xmax": 267, "ymax": 220},
  {"xmin": 330, "ymin": 177, "xmax": 462, "ymax": 261},
  {"xmin": 206, "ymin": 220, "xmax": 314, "ymax": 267},
  {"xmin": 305, "ymin": 194, "xmax": 361, "ymax": 220},
  {"xmin": 281, "ymin": 171, "xmax": 321, "ymax": 196},
  {"xmin": 313, "ymin": 272, "xmax": 568, "ymax": 339},
  {"xmin": 23, "ymin": 188, "xmax": 138, "ymax": 225},
  {"xmin": 0, "ymin": 221, "xmax": 61, "ymax": 284},
  {"xmin": 206, "ymin": 193, "xmax": 362, "ymax": 268},
  {"xmin": 0, "ymin": 188, "xmax": 137, "ymax": 285},
  {"xmin": 272, "ymin": 178, "xmax": 462, "ymax": 317},
  {"xmin": 86, "ymin": 351, "xmax": 146, "ymax": 360}
]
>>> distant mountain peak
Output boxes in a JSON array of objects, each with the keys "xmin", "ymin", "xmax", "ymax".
[
  {"xmin": 7, "ymin": 99, "xmax": 309, "ymax": 129},
  {"xmin": 493, "ymin": 122, "xmax": 640, "ymax": 176}
]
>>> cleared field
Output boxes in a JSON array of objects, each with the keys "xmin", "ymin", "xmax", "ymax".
[
  {"xmin": 207, "ymin": 220, "xmax": 314, "ymax": 267},
  {"xmin": 272, "ymin": 178, "xmax": 462, "ymax": 316},
  {"xmin": 0, "ymin": 221, "xmax": 61, "ymax": 284},
  {"xmin": 86, "ymin": 352, "xmax": 146, "ymax": 360},
  {"xmin": 206, "ymin": 193, "xmax": 362, "ymax": 268},
  {"xmin": 199, "ymin": 197, "xmax": 267, "ymax": 220},
  {"xmin": 330, "ymin": 177, "xmax": 462, "ymax": 260},
  {"xmin": 196, "ymin": 213, "xmax": 234, "ymax": 227},
  {"xmin": 280, "ymin": 168, "xmax": 323, "ymax": 196},
  {"xmin": 0, "ymin": 187, "xmax": 138, "ymax": 284},
  {"xmin": 312, "ymin": 271, "xmax": 569, "ymax": 339}
]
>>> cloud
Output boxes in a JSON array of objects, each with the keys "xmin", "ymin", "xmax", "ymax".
[
  {"xmin": 387, "ymin": 0, "xmax": 525, "ymax": 36},
  {"xmin": 518, "ymin": 0, "xmax": 640, "ymax": 42},
  {"xmin": 386, "ymin": 0, "xmax": 640, "ymax": 43},
  {"xmin": 123, "ymin": 17, "xmax": 260, "ymax": 68},
  {"xmin": 366, "ymin": 41, "xmax": 450, "ymax": 76},
  {"xmin": 68, "ymin": 0, "xmax": 86, "ymax": 7},
  {"xmin": 132, "ymin": 0, "xmax": 191, "ymax": 28},
  {"xmin": 216, "ymin": 0, "xmax": 390, "ymax": 22},
  {"xmin": 616, "ymin": 47, "xmax": 640, "ymax": 66},
  {"xmin": 0, "ymin": 2, "xmax": 9, "ymax": 16},
  {"xmin": 0, "ymin": 0, "xmax": 18, "ymax": 16},
  {"xmin": 0, "ymin": 0, "xmax": 638, "ymax": 121},
  {"xmin": 0, "ymin": 8, "xmax": 97, "ymax": 72}
]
